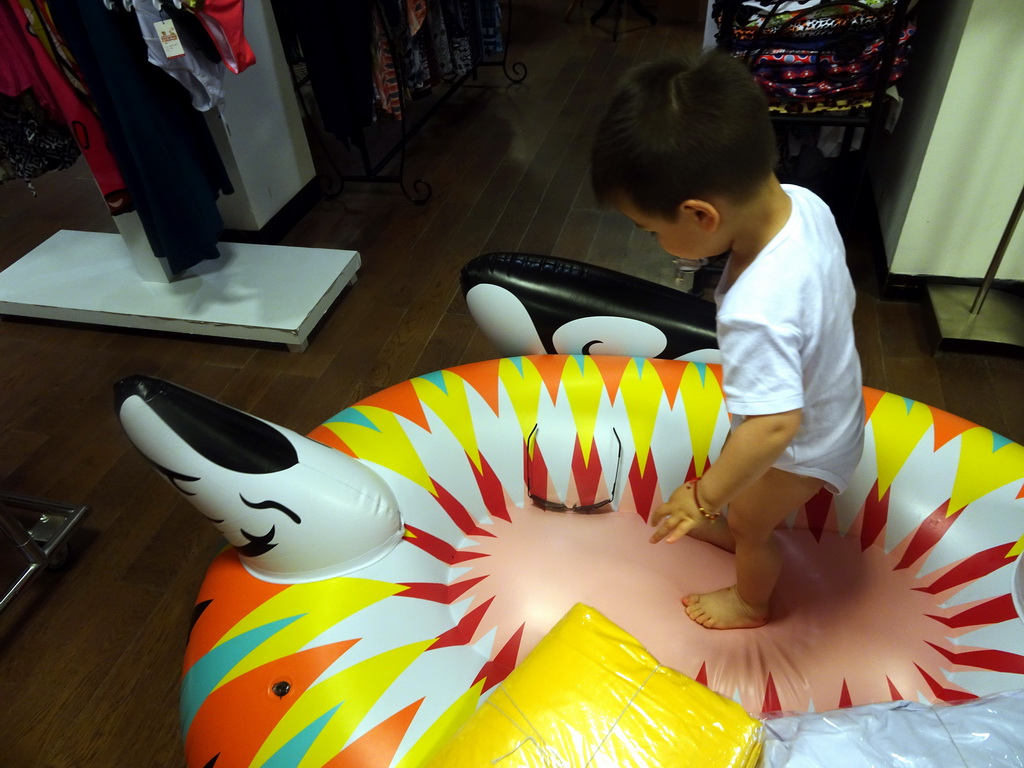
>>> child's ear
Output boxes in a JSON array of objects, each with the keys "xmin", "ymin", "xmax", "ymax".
[{"xmin": 680, "ymin": 199, "xmax": 721, "ymax": 232}]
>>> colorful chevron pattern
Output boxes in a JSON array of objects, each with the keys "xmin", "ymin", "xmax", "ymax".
[{"xmin": 182, "ymin": 355, "xmax": 1024, "ymax": 767}]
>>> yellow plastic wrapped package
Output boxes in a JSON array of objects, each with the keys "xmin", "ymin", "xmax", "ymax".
[{"xmin": 426, "ymin": 603, "xmax": 762, "ymax": 767}]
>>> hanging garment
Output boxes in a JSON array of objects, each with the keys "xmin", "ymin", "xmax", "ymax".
[
  {"xmin": 0, "ymin": 0, "xmax": 80, "ymax": 187},
  {"xmin": 747, "ymin": 20, "xmax": 915, "ymax": 100},
  {"xmin": 420, "ymin": 12, "xmax": 444, "ymax": 90},
  {"xmin": 47, "ymin": 0, "xmax": 232, "ymax": 275},
  {"xmin": 728, "ymin": 8, "xmax": 896, "ymax": 42},
  {"xmin": 134, "ymin": 1, "xmax": 226, "ymax": 111},
  {"xmin": 478, "ymin": 0, "xmax": 502, "ymax": 57},
  {"xmin": 0, "ymin": 91, "xmax": 79, "ymax": 185},
  {"xmin": 0, "ymin": 0, "xmax": 61, "ymax": 118},
  {"xmin": 462, "ymin": 0, "xmax": 484, "ymax": 65},
  {"xmin": 6, "ymin": 0, "xmax": 129, "ymax": 210},
  {"xmin": 406, "ymin": 0, "xmax": 426, "ymax": 36},
  {"xmin": 16, "ymin": 0, "xmax": 87, "ymax": 93},
  {"xmin": 428, "ymin": 2, "xmax": 455, "ymax": 80},
  {"xmin": 182, "ymin": 0, "xmax": 255, "ymax": 74},
  {"xmin": 717, "ymin": 0, "xmax": 896, "ymax": 38},
  {"xmin": 372, "ymin": 2, "xmax": 402, "ymax": 118},
  {"xmin": 400, "ymin": 15, "xmax": 432, "ymax": 95},
  {"xmin": 280, "ymin": 0, "xmax": 374, "ymax": 144},
  {"xmin": 440, "ymin": 0, "xmax": 473, "ymax": 76}
]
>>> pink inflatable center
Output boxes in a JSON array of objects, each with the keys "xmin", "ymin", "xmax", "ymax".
[{"xmin": 458, "ymin": 498, "xmax": 991, "ymax": 714}]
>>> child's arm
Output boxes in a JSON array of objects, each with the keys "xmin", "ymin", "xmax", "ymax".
[{"xmin": 650, "ymin": 409, "xmax": 802, "ymax": 543}]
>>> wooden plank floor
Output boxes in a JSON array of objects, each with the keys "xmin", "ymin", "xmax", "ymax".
[{"xmin": 1, "ymin": 3, "xmax": 1022, "ymax": 765}]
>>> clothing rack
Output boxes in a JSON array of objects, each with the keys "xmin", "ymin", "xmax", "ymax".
[
  {"xmin": 0, "ymin": 0, "xmax": 360, "ymax": 352},
  {"xmin": 715, "ymin": 0, "xmax": 915, "ymax": 223},
  {"xmin": 293, "ymin": 0, "xmax": 527, "ymax": 204}
]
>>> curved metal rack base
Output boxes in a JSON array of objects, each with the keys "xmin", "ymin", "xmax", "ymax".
[
  {"xmin": 589, "ymin": 0, "xmax": 657, "ymax": 42},
  {"xmin": 0, "ymin": 492, "xmax": 90, "ymax": 614}
]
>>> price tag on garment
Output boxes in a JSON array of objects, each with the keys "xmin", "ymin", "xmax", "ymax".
[{"xmin": 154, "ymin": 19, "xmax": 186, "ymax": 59}]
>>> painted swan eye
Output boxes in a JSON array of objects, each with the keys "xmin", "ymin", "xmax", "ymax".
[
  {"xmin": 239, "ymin": 495, "xmax": 302, "ymax": 524},
  {"xmin": 146, "ymin": 458, "xmax": 201, "ymax": 496}
]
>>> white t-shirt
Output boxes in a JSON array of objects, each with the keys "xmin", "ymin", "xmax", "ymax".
[{"xmin": 713, "ymin": 185, "xmax": 864, "ymax": 493}]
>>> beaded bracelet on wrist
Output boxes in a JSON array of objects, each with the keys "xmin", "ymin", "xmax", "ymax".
[{"xmin": 692, "ymin": 477, "xmax": 720, "ymax": 522}]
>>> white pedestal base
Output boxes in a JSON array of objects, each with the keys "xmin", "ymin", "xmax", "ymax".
[{"xmin": 0, "ymin": 230, "xmax": 360, "ymax": 352}]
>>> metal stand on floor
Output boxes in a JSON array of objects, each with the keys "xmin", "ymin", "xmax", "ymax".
[
  {"xmin": 0, "ymin": 492, "xmax": 90, "ymax": 613},
  {"xmin": 589, "ymin": 0, "xmax": 657, "ymax": 41},
  {"xmin": 924, "ymin": 180, "xmax": 1024, "ymax": 355}
]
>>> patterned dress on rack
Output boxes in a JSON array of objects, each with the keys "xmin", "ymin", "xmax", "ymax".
[
  {"xmin": 0, "ymin": 91, "xmax": 79, "ymax": 186},
  {"xmin": 3, "ymin": 0, "xmax": 127, "ymax": 207}
]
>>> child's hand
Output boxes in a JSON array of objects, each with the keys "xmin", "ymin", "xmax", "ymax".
[{"xmin": 649, "ymin": 482, "xmax": 703, "ymax": 544}]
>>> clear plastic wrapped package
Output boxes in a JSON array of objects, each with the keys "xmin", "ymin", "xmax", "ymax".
[
  {"xmin": 425, "ymin": 603, "xmax": 762, "ymax": 767},
  {"xmin": 761, "ymin": 690, "xmax": 1024, "ymax": 768}
]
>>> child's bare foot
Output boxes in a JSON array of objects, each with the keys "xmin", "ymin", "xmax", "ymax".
[{"xmin": 682, "ymin": 585, "xmax": 768, "ymax": 629}]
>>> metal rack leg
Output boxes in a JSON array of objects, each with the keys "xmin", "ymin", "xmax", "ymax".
[
  {"xmin": 0, "ymin": 492, "xmax": 90, "ymax": 613},
  {"xmin": 924, "ymin": 180, "xmax": 1024, "ymax": 354},
  {"xmin": 591, "ymin": 0, "xmax": 656, "ymax": 41}
]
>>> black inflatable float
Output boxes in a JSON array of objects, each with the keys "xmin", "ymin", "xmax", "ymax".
[{"xmin": 461, "ymin": 252, "xmax": 719, "ymax": 360}]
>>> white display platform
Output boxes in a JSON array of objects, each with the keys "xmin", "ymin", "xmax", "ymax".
[{"xmin": 0, "ymin": 230, "xmax": 360, "ymax": 352}]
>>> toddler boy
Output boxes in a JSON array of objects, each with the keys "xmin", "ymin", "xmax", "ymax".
[{"xmin": 591, "ymin": 51, "xmax": 865, "ymax": 629}]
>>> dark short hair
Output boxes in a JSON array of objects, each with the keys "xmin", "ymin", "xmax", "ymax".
[{"xmin": 591, "ymin": 51, "xmax": 778, "ymax": 219}]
